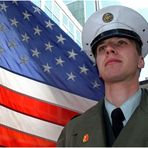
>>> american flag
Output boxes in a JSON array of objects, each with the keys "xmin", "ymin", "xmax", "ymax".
[{"xmin": 0, "ymin": 1, "xmax": 104, "ymax": 147}]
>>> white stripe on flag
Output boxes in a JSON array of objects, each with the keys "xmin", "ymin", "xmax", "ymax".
[
  {"xmin": 0, "ymin": 106, "xmax": 63, "ymax": 142},
  {"xmin": 1, "ymin": 68, "xmax": 97, "ymax": 113}
]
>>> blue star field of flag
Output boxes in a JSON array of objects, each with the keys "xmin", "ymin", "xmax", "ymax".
[{"xmin": 0, "ymin": 1, "xmax": 104, "ymax": 101}]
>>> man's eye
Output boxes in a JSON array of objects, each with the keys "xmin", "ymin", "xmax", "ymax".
[
  {"xmin": 98, "ymin": 46, "xmax": 105, "ymax": 52},
  {"xmin": 117, "ymin": 40, "xmax": 128, "ymax": 46}
]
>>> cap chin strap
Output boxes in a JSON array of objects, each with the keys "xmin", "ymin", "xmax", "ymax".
[{"xmin": 91, "ymin": 29, "xmax": 143, "ymax": 55}]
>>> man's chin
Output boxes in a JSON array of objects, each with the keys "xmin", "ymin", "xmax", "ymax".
[{"xmin": 102, "ymin": 75, "xmax": 124, "ymax": 83}]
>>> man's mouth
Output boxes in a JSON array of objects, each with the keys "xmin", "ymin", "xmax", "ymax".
[{"xmin": 105, "ymin": 59, "xmax": 122, "ymax": 66}]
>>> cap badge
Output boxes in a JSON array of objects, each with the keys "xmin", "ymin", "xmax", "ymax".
[{"xmin": 102, "ymin": 13, "xmax": 113, "ymax": 23}]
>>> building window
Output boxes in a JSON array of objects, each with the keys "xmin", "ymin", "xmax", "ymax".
[
  {"xmin": 45, "ymin": 0, "xmax": 52, "ymax": 9},
  {"xmin": 69, "ymin": 20, "xmax": 74, "ymax": 35},
  {"xmin": 52, "ymin": 15, "xmax": 60, "ymax": 25},
  {"xmin": 44, "ymin": 6, "xmax": 52, "ymax": 18},
  {"xmin": 76, "ymin": 29, "xmax": 81, "ymax": 46},
  {"xmin": 32, "ymin": 0, "xmax": 41, "ymax": 7},
  {"xmin": 85, "ymin": 1, "xmax": 96, "ymax": 21},
  {"xmin": 53, "ymin": 3, "xmax": 60, "ymax": 19},
  {"xmin": 63, "ymin": 14, "xmax": 69, "ymax": 29}
]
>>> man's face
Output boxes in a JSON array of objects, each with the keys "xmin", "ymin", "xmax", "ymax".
[{"xmin": 95, "ymin": 37, "xmax": 144, "ymax": 83}]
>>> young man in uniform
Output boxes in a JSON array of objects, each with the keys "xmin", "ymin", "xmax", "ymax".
[{"xmin": 57, "ymin": 5, "xmax": 148, "ymax": 146}]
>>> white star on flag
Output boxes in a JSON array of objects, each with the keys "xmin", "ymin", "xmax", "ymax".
[
  {"xmin": 21, "ymin": 33, "xmax": 30, "ymax": 43},
  {"xmin": 20, "ymin": 56, "xmax": 29, "ymax": 64},
  {"xmin": 55, "ymin": 57, "xmax": 65, "ymax": 66},
  {"xmin": 92, "ymin": 80, "xmax": 100, "ymax": 89},
  {"xmin": 8, "ymin": 41, "xmax": 17, "ymax": 48},
  {"xmin": 0, "ymin": 24, "xmax": 5, "ymax": 31},
  {"xmin": 33, "ymin": 6, "xmax": 41, "ymax": 14},
  {"xmin": 12, "ymin": 1, "xmax": 18, "ymax": 5},
  {"xmin": 22, "ymin": 10, "xmax": 31, "ymax": 21},
  {"xmin": 0, "ymin": 47, "xmax": 4, "ymax": 54},
  {"xmin": 42, "ymin": 63, "xmax": 52, "ymax": 73},
  {"xmin": 10, "ymin": 17, "xmax": 19, "ymax": 27},
  {"xmin": 56, "ymin": 34, "xmax": 66, "ymax": 44},
  {"xmin": 67, "ymin": 72, "xmax": 76, "ymax": 81},
  {"xmin": 45, "ymin": 41, "xmax": 54, "ymax": 52},
  {"xmin": 68, "ymin": 49, "xmax": 78, "ymax": 60},
  {"xmin": 0, "ymin": 2, "xmax": 8, "ymax": 12},
  {"xmin": 31, "ymin": 48, "xmax": 41, "ymax": 57},
  {"xmin": 79, "ymin": 65, "xmax": 89, "ymax": 74},
  {"xmin": 34, "ymin": 25, "xmax": 42, "ymax": 36},
  {"xmin": 45, "ymin": 20, "xmax": 54, "ymax": 30}
]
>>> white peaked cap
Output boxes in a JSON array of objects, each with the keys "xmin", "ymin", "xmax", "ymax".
[{"xmin": 82, "ymin": 5, "xmax": 148, "ymax": 63}]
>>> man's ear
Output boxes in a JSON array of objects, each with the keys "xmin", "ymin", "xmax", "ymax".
[{"xmin": 138, "ymin": 56, "xmax": 145, "ymax": 69}]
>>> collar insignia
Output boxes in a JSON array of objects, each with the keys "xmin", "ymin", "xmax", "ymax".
[{"xmin": 83, "ymin": 133, "xmax": 89, "ymax": 143}]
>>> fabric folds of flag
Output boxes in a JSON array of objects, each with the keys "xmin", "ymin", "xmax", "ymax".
[{"xmin": 0, "ymin": 1, "xmax": 105, "ymax": 147}]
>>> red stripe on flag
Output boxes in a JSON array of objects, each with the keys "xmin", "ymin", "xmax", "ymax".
[
  {"xmin": 0, "ymin": 85, "xmax": 79, "ymax": 126},
  {"xmin": 0, "ymin": 125, "xmax": 56, "ymax": 147}
]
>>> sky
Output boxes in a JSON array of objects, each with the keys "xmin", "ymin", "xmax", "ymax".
[{"xmin": 100, "ymin": 0, "xmax": 148, "ymax": 81}]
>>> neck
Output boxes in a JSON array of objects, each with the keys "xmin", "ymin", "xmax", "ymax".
[{"xmin": 105, "ymin": 78, "xmax": 140, "ymax": 107}]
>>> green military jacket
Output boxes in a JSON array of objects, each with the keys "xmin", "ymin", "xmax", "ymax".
[{"xmin": 57, "ymin": 89, "xmax": 148, "ymax": 147}]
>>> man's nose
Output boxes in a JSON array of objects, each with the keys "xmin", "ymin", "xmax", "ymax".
[{"xmin": 106, "ymin": 44, "xmax": 117, "ymax": 55}]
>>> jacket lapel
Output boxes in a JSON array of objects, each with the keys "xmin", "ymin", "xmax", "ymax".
[{"xmin": 71, "ymin": 100, "xmax": 107, "ymax": 146}]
